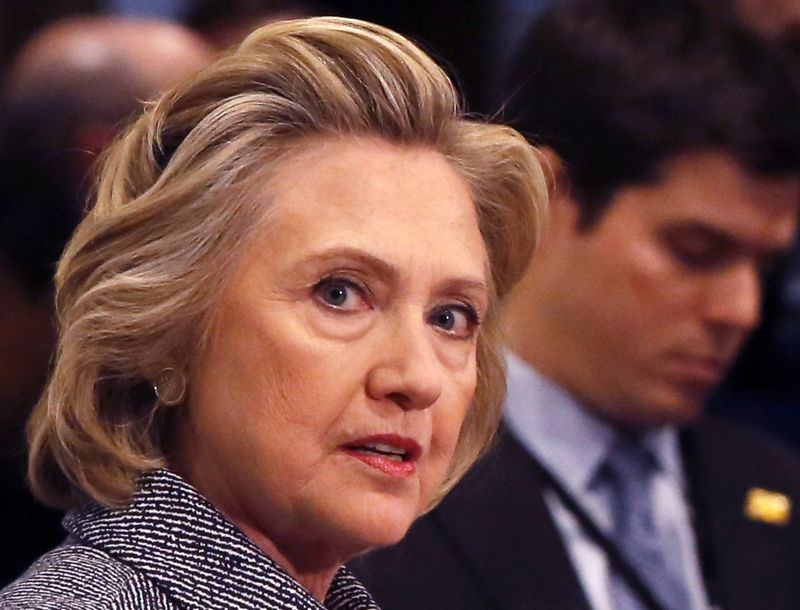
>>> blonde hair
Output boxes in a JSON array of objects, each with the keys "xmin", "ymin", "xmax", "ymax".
[{"xmin": 29, "ymin": 16, "xmax": 547, "ymax": 509}]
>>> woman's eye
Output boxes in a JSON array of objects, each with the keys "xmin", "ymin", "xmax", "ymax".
[
  {"xmin": 429, "ymin": 305, "xmax": 479, "ymax": 339},
  {"xmin": 313, "ymin": 278, "xmax": 367, "ymax": 311}
]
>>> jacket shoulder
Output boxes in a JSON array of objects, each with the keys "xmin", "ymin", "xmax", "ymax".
[
  {"xmin": 692, "ymin": 415, "xmax": 800, "ymax": 486},
  {"xmin": 352, "ymin": 428, "xmax": 591, "ymax": 610},
  {"xmin": 0, "ymin": 541, "xmax": 173, "ymax": 610}
]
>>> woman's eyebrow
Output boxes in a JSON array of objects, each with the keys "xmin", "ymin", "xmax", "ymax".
[
  {"xmin": 438, "ymin": 278, "xmax": 490, "ymax": 300},
  {"xmin": 295, "ymin": 247, "xmax": 399, "ymax": 282},
  {"xmin": 296, "ymin": 247, "xmax": 489, "ymax": 293}
]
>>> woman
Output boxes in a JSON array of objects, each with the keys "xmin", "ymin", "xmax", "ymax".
[{"xmin": 0, "ymin": 17, "xmax": 547, "ymax": 609}]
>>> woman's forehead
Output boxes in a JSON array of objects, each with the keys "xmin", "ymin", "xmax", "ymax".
[{"xmin": 233, "ymin": 135, "xmax": 489, "ymax": 289}]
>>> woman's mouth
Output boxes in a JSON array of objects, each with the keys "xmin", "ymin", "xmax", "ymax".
[{"xmin": 342, "ymin": 434, "xmax": 422, "ymax": 477}]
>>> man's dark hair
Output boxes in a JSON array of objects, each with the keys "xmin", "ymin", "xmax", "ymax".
[{"xmin": 505, "ymin": 0, "xmax": 800, "ymax": 226}]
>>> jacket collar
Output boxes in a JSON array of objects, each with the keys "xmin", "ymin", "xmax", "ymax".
[
  {"xmin": 64, "ymin": 468, "xmax": 380, "ymax": 610},
  {"xmin": 504, "ymin": 351, "xmax": 685, "ymax": 497}
]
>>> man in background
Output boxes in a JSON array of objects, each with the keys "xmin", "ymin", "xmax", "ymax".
[
  {"xmin": 0, "ymin": 17, "xmax": 212, "ymax": 584},
  {"xmin": 5, "ymin": 16, "xmax": 213, "ymax": 203},
  {"xmin": 353, "ymin": 1, "xmax": 800, "ymax": 609}
]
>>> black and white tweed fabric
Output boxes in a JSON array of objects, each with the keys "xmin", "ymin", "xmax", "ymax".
[{"xmin": 0, "ymin": 469, "xmax": 382, "ymax": 610}]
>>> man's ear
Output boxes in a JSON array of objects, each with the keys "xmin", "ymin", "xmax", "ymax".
[{"xmin": 536, "ymin": 145, "xmax": 582, "ymax": 235}]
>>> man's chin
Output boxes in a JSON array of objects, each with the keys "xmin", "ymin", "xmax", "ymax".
[
  {"xmin": 601, "ymin": 385, "xmax": 709, "ymax": 430},
  {"xmin": 639, "ymin": 388, "xmax": 709, "ymax": 428}
]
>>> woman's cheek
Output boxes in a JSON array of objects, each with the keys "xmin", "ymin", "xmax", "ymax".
[
  {"xmin": 435, "ymin": 335, "xmax": 479, "ymax": 372},
  {"xmin": 303, "ymin": 304, "xmax": 376, "ymax": 342},
  {"xmin": 430, "ymin": 390, "xmax": 471, "ymax": 468}
]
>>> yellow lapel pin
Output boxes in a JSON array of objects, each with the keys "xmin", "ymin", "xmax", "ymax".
[{"xmin": 744, "ymin": 487, "xmax": 792, "ymax": 526}]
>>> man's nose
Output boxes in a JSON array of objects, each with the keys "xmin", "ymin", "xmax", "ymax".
[
  {"xmin": 365, "ymin": 317, "xmax": 443, "ymax": 411},
  {"xmin": 704, "ymin": 261, "xmax": 762, "ymax": 333}
]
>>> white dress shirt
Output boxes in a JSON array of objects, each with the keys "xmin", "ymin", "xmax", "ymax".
[{"xmin": 503, "ymin": 352, "xmax": 711, "ymax": 610}]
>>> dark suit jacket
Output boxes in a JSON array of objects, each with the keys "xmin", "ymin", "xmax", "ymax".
[{"xmin": 352, "ymin": 417, "xmax": 800, "ymax": 610}]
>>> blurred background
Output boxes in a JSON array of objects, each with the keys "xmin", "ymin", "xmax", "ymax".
[{"xmin": 1, "ymin": 0, "xmax": 799, "ymax": 585}]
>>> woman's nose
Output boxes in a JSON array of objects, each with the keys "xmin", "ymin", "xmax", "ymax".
[{"xmin": 366, "ymin": 319, "xmax": 443, "ymax": 411}]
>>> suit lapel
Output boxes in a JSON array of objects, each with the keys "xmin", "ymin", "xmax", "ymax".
[
  {"xmin": 683, "ymin": 418, "xmax": 800, "ymax": 610},
  {"xmin": 430, "ymin": 427, "xmax": 592, "ymax": 610}
]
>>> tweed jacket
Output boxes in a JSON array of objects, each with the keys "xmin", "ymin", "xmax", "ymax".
[{"xmin": 0, "ymin": 469, "xmax": 381, "ymax": 610}]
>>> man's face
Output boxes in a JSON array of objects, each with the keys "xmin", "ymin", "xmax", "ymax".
[{"xmin": 532, "ymin": 150, "xmax": 800, "ymax": 428}]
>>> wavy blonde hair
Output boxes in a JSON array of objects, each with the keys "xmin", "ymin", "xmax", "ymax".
[{"xmin": 29, "ymin": 16, "xmax": 547, "ymax": 509}]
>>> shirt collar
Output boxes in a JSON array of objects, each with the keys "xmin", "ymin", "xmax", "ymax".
[
  {"xmin": 64, "ymin": 468, "xmax": 380, "ymax": 610},
  {"xmin": 503, "ymin": 351, "xmax": 682, "ymax": 494},
  {"xmin": 644, "ymin": 425, "xmax": 683, "ymax": 482}
]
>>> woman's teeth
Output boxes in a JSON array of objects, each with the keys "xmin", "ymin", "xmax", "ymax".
[{"xmin": 353, "ymin": 443, "xmax": 406, "ymax": 461}]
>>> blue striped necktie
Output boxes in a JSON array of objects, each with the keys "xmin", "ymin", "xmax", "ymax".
[{"xmin": 600, "ymin": 437, "xmax": 693, "ymax": 610}]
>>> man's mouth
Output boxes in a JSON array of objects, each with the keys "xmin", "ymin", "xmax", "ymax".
[{"xmin": 670, "ymin": 354, "xmax": 728, "ymax": 387}]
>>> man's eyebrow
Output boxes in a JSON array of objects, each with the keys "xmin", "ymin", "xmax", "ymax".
[
  {"xmin": 663, "ymin": 221, "xmax": 794, "ymax": 261},
  {"xmin": 660, "ymin": 223, "xmax": 736, "ymax": 252}
]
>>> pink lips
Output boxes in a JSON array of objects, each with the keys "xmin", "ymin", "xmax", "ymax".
[{"xmin": 342, "ymin": 434, "xmax": 422, "ymax": 477}]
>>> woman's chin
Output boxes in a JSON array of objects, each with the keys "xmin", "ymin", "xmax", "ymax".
[{"xmin": 316, "ymin": 490, "xmax": 423, "ymax": 559}]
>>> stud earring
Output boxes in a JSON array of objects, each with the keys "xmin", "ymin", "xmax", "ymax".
[{"xmin": 153, "ymin": 367, "xmax": 186, "ymax": 406}]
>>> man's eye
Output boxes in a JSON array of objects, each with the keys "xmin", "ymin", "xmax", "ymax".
[
  {"xmin": 313, "ymin": 278, "xmax": 367, "ymax": 311},
  {"xmin": 673, "ymin": 244, "xmax": 715, "ymax": 267},
  {"xmin": 429, "ymin": 305, "xmax": 480, "ymax": 339},
  {"xmin": 664, "ymin": 233, "xmax": 731, "ymax": 272}
]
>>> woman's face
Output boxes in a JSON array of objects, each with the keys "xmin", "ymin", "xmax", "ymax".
[{"xmin": 172, "ymin": 136, "xmax": 489, "ymax": 573}]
